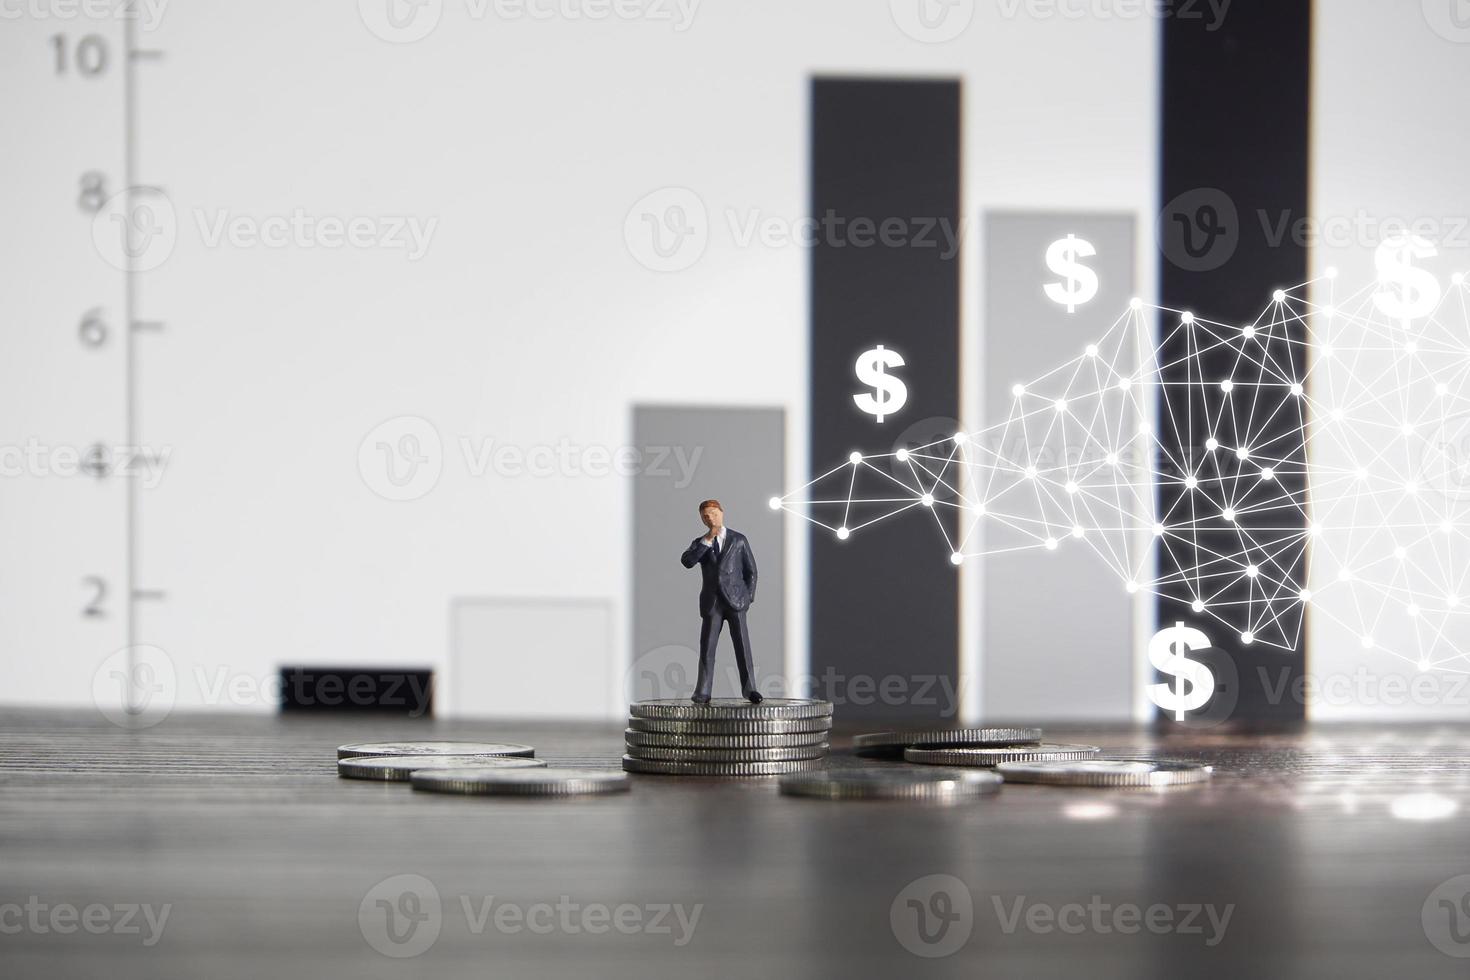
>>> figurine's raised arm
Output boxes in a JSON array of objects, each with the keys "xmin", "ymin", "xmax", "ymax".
[{"xmin": 681, "ymin": 537, "xmax": 709, "ymax": 568}]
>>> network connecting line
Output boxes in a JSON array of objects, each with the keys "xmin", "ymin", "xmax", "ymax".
[{"xmin": 774, "ymin": 265, "xmax": 1470, "ymax": 674}]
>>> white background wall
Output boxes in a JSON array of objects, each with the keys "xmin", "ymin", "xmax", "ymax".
[{"xmin": 3, "ymin": 0, "xmax": 1159, "ymax": 718}]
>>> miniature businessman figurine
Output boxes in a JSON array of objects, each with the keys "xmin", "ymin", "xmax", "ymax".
[{"xmin": 679, "ymin": 498, "xmax": 763, "ymax": 704}]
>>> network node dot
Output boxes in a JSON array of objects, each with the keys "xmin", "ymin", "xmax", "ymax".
[
  {"xmin": 1451, "ymin": 596, "xmax": 1462, "ymax": 608},
  {"xmin": 1054, "ymin": 398, "xmax": 1068, "ymax": 413},
  {"xmin": 1360, "ymin": 635, "xmax": 1374, "ymax": 649},
  {"xmin": 895, "ymin": 447, "xmax": 909, "ymax": 462},
  {"xmin": 1117, "ymin": 377, "xmax": 1133, "ymax": 391},
  {"xmin": 1205, "ymin": 437, "xmax": 1219, "ymax": 452},
  {"xmin": 1153, "ymin": 524, "xmax": 1166, "ymax": 537},
  {"xmin": 1184, "ymin": 475, "xmax": 1198, "ymax": 490},
  {"xmin": 1321, "ymin": 346, "xmax": 1334, "ymax": 359},
  {"xmin": 1236, "ymin": 447, "xmax": 1251, "ymax": 461},
  {"xmin": 1442, "ymin": 521, "xmax": 1454, "ymax": 535},
  {"xmin": 1401, "ymin": 423, "xmax": 1415, "ymax": 437},
  {"xmin": 1289, "ymin": 383, "xmax": 1303, "ymax": 397},
  {"xmin": 1419, "ymin": 660, "xmax": 1433, "ymax": 672},
  {"xmin": 1408, "ymin": 604, "xmax": 1421, "ymax": 618},
  {"xmin": 1242, "ymin": 325, "xmax": 1256, "ymax": 340},
  {"xmin": 1045, "ymin": 538, "xmax": 1058, "ymax": 550},
  {"xmin": 848, "ymin": 452, "xmax": 862, "ymax": 464},
  {"xmin": 1024, "ymin": 465, "xmax": 1038, "ymax": 480},
  {"xmin": 1325, "ymin": 266, "xmax": 1339, "ymax": 279},
  {"xmin": 1181, "ymin": 311, "xmax": 1195, "ymax": 324},
  {"xmin": 1437, "ymin": 383, "xmax": 1449, "ymax": 397},
  {"xmin": 1222, "ymin": 508, "xmax": 1236, "ymax": 522},
  {"xmin": 953, "ymin": 432, "xmax": 968, "ymax": 446},
  {"xmin": 1126, "ymin": 581, "xmax": 1139, "ymax": 593},
  {"xmin": 1299, "ymin": 589, "xmax": 1312, "ymax": 602},
  {"xmin": 1071, "ymin": 525, "xmax": 1084, "ymax": 539},
  {"xmin": 836, "ymin": 526, "xmax": 849, "ymax": 540},
  {"xmin": 1065, "ymin": 481, "xmax": 1079, "ymax": 495},
  {"xmin": 1245, "ymin": 564, "xmax": 1258, "ymax": 578},
  {"xmin": 1191, "ymin": 599, "xmax": 1205, "ymax": 612},
  {"xmin": 1241, "ymin": 631, "xmax": 1255, "ymax": 644},
  {"xmin": 1338, "ymin": 568, "xmax": 1353, "ymax": 582},
  {"xmin": 768, "ymin": 497, "xmax": 782, "ymax": 510},
  {"xmin": 1085, "ymin": 344, "xmax": 1098, "ymax": 357},
  {"xmin": 1012, "ymin": 383, "xmax": 1025, "ymax": 397},
  {"xmin": 1106, "ymin": 453, "xmax": 1119, "ymax": 466},
  {"xmin": 1260, "ymin": 467, "xmax": 1275, "ymax": 481},
  {"xmin": 1456, "ymin": 273, "xmax": 1467, "ymax": 286},
  {"xmin": 1273, "ymin": 289, "xmax": 1286, "ymax": 302},
  {"xmin": 920, "ymin": 493, "xmax": 934, "ymax": 507},
  {"xmin": 1394, "ymin": 546, "xmax": 1407, "ymax": 560},
  {"xmin": 950, "ymin": 552, "xmax": 963, "ymax": 566},
  {"xmin": 1130, "ymin": 297, "xmax": 1143, "ymax": 310}
]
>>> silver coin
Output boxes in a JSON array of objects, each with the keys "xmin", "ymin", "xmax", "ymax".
[
  {"xmin": 779, "ymin": 768, "xmax": 1002, "ymax": 801},
  {"xmin": 627, "ymin": 716, "xmax": 832, "ymax": 736},
  {"xmin": 853, "ymin": 727, "xmax": 1043, "ymax": 758},
  {"xmin": 336, "ymin": 740, "xmax": 535, "ymax": 760},
  {"xmin": 904, "ymin": 743, "xmax": 1100, "ymax": 767},
  {"xmin": 624, "ymin": 729, "xmax": 830, "ymax": 749},
  {"xmin": 996, "ymin": 759, "xmax": 1214, "ymax": 787},
  {"xmin": 621, "ymin": 755, "xmax": 827, "ymax": 776},
  {"xmin": 338, "ymin": 754, "xmax": 547, "ymax": 782},
  {"xmin": 624, "ymin": 743, "xmax": 829, "ymax": 763},
  {"xmin": 411, "ymin": 767, "xmax": 630, "ymax": 797},
  {"xmin": 629, "ymin": 698, "xmax": 833, "ymax": 722}
]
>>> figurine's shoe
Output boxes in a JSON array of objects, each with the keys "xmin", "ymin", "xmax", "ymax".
[
  {"xmin": 745, "ymin": 691, "xmax": 764, "ymax": 704},
  {"xmin": 690, "ymin": 694, "xmax": 711, "ymax": 705}
]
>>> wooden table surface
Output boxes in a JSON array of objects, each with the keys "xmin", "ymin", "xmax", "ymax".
[{"xmin": 2, "ymin": 708, "xmax": 1468, "ymax": 979}]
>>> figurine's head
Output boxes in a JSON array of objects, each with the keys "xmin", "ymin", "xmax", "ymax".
[{"xmin": 698, "ymin": 499, "xmax": 724, "ymax": 531}]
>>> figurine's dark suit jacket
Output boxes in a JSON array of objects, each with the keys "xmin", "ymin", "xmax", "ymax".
[{"xmin": 680, "ymin": 530, "xmax": 758, "ymax": 699}]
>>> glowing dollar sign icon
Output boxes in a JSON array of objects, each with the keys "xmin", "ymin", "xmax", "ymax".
[
  {"xmin": 1373, "ymin": 233, "xmax": 1441, "ymax": 328},
  {"xmin": 1043, "ymin": 234, "xmax": 1099, "ymax": 314},
  {"xmin": 852, "ymin": 345, "xmax": 908, "ymax": 424},
  {"xmin": 1146, "ymin": 622, "xmax": 1215, "ymax": 721}
]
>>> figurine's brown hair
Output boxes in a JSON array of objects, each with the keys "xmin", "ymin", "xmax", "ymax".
[{"xmin": 697, "ymin": 499, "xmax": 723, "ymax": 514}]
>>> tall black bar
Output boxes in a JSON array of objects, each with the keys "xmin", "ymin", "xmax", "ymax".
[
  {"xmin": 1157, "ymin": 3, "xmax": 1312, "ymax": 725},
  {"xmin": 809, "ymin": 78, "xmax": 961, "ymax": 722}
]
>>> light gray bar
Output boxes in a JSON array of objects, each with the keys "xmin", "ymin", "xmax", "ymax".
[
  {"xmin": 632, "ymin": 406, "xmax": 785, "ymax": 702},
  {"xmin": 981, "ymin": 212, "xmax": 1137, "ymax": 720}
]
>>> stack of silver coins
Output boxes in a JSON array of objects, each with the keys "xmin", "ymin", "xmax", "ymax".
[{"xmin": 623, "ymin": 698, "xmax": 833, "ymax": 776}]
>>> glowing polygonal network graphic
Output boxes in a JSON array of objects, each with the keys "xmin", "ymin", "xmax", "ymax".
[{"xmin": 775, "ymin": 244, "xmax": 1470, "ymax": 675}]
